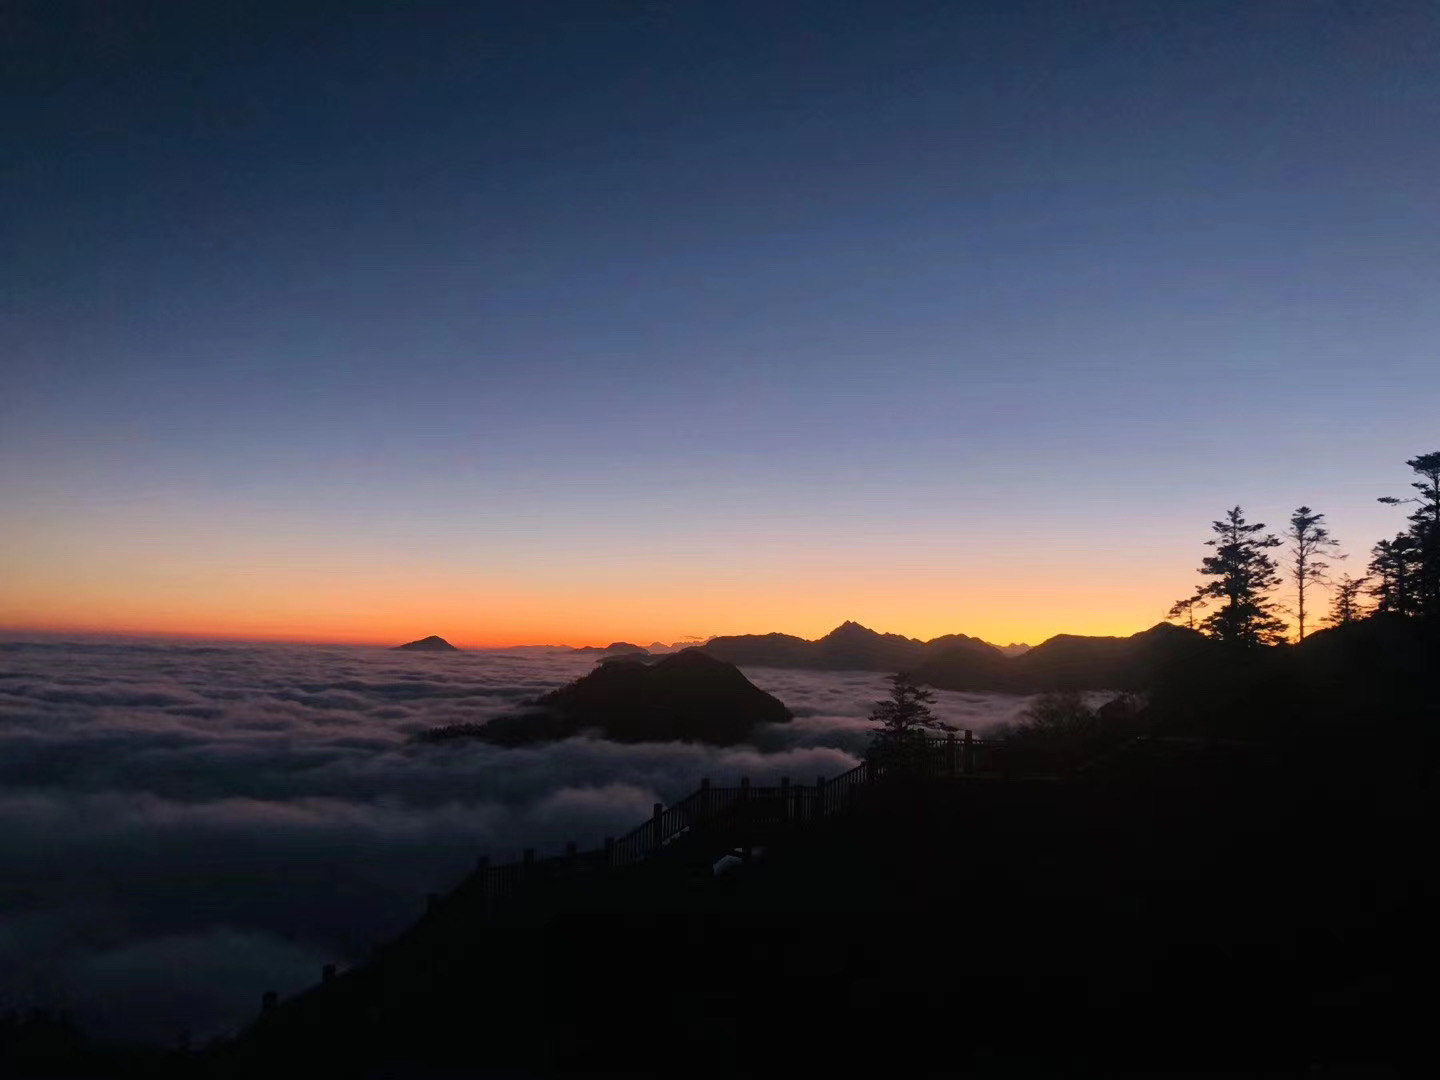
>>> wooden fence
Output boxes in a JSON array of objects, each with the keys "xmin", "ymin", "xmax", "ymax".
[
  {"xmin": 262, "ymin": 728, "xmax": 1006, "ymax": 1016},
  {"xmin": 442, "ymin": 729, "xmax": 997, "ymax": 912}
]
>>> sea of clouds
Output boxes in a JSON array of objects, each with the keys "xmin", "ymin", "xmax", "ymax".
[{"xmin": 0, "ymin": 639, "xmax": 1037, "ymax": 1044}]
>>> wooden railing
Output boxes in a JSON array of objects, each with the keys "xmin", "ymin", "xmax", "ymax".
[
  {"xmin": 260, "ymin": 728, "xmax": 1011, "ymax": 1016},
  {"xmin": 442, "ymin": 765, "xmax": 870, "ymax": 913},
  {"xmin": 442, "ymin": 729, "xmax": 1007, "ymax": 913}
]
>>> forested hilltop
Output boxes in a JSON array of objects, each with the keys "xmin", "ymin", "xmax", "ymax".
[
  {"xmin": 966, "ymin": 450, "xmax": 1440, "ymax": 758},
  {"xmin": 1166, "ymin": 450, "xmax": 1440, "ymax": 644},
  {"xmin": 1147, "ymin": 451, "xmax": 1440, "ymax": 732}
]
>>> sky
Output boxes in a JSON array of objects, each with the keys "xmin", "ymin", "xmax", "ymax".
[{"xmin": 3, "ymin": 0, "xmax": 1438, "ymax": 646}]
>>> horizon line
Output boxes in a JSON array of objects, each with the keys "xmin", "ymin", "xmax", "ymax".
[{"xmin": 0, "ymin": 620, "xmax": 1148, "ymax": 651}]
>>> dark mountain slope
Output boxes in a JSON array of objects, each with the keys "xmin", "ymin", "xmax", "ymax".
[
  {"xmin": 698, "ymin": 630, "xmax": 817, "ymax": 667},
  {"xmin": 1011, "ymin": 621, "xmax": 1210, "ymax": 689},
  {"xmin": 420, "ymin": 648, "xmax": 792, "ymax": 746},
  {"xmin": 703, "ymin": 622, "xmax": 1018, "ymax": 674},
  {"xmin": 204, "ymin": 733, "xmax": 1432, "ymax": 1076},
  {"xmin": 393, "ymin": 635, "xmax": 459, "ymax": 651},
  {"xmin": 913, "ymin": 622, "xmax": 1210, "ymax": 692}
]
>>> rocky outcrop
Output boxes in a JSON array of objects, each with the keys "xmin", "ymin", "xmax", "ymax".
[
  {"xmin": 394, "ymin": 635, "xmax": 460, "ymax": 652},
  {"xmin": 419, "ymin": 648, "xmax": 792, "ymax": 746}
]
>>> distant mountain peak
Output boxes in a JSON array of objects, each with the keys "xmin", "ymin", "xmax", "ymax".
[
  {"xmin": 571, "ymin": 641, "xmax": 649, "ymax": 655},
  {"xmin": 840, "ymin": 621, "xmax": 930, "ymax": 646},
  {"xmin": 823, "ymin": 621, "xmax": 892, "ymax": 639},
  {"xmin": 394, "ymin": 635, "xmax": 458, "ymax": 652},
  {"xmin": 1138, "ymin": 621, "xmax": 1195, "ymax": 637}
]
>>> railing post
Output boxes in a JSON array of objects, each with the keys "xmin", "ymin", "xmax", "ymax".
[
  {"xmin": 474, "ymin": 855, "xmax": 492, "ymax": 911},
  {"xmin": 700, "ymin": 777, "xmax": 711, "ymax": 820},
  {"xmin": 652, "ymin": 801, "xmax": 664, "ymax": 848},
  {"xmin": 780, "ymin": 776, "xmax": 791, "ymax": 822},
  {"xmin": 947, "ymin": 731, "xmax": 957, "ymax": 777},
  {"xmin": 604, "ymin": 836, "xmax": 614, "ymax": 866},
  {"xmin": 523, "ymin": 847, "xmax": 535, "ymax": 878},
  {"xmin": 964, "ymin": 730, "xmax": 975, "ymax": 775},
  {"xmin": 815, "ymin": 775, "xmax": 826, "ymax": 818}
]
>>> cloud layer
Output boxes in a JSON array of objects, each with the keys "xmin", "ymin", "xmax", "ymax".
[{"xmin": 0, "ymin": 640, "xmax": 1034, "ymax": 1042}]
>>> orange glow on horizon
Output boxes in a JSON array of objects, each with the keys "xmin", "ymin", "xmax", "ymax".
[
  {"xmin": 0, "ymin": 508, "xmax": 1231, "ymax": 648},
  {"xmin": 0, "ymin": 564, "xmax": 1194, "ymax": 648}
]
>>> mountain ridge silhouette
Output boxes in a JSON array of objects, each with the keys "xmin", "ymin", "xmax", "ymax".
[
  {"xmin": 393, "ymin": 635, "xmax": 459, "ymax": 652},
  {"xmin": 418, "ymin": 648, "xmax": 791, "ymax": 746},
  {"xmin": 703, "ymin": 620, "xmax": 1009, "ymax": 673}
]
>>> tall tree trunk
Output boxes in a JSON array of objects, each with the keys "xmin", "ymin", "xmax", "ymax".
[{"xmin": 1297, "ymin": 553, "xmax": 1306, "ymax": 642}]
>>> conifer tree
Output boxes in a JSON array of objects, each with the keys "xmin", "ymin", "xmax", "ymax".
[
  {"xmin": 1369, "ymin": 535, "xmax": 1420, "ymax": 617},
  {"xmin": 1166, "ymin": 593, "xmax": 1206, "ymax": 630},
  {"xmin": 1378, "ymin": 451, "xmax": 1440, "ymax": 622},
  {"xmin": 868, "ymin": 673, "xmax": 945, "ymax": 743},
  {"xmin": 867, "ymin": 673, "xmax": 952, "ymax": 774},
  {"xmin": 1283, "ymin": 506, "xmax": 1342, "ymax": 641},
  {"xmin": 1196, "ymin": 507, "xmax": 1286, "ymax": 646},
  {"xmin": 1324, "ymin": 573, "xmax": 1369, "ymax": 628}
]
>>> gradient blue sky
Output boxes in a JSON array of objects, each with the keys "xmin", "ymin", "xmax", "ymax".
[{"xmin": 3, "ymin": 0, "xmax": 1437, "ymax": 644}]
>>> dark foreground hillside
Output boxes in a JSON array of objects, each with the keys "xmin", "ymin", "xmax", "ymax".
[
  {"xmin": 191, "ymin": 736, "xmax": 1430, "ymax": 1075},
  {"xmin": 6, "ymin": 751, "xmax": 1431, "ymax": 1075},
  {"xmin": 6, "ymin": 620, "xmax": 1435, "ymax": 1077}
]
